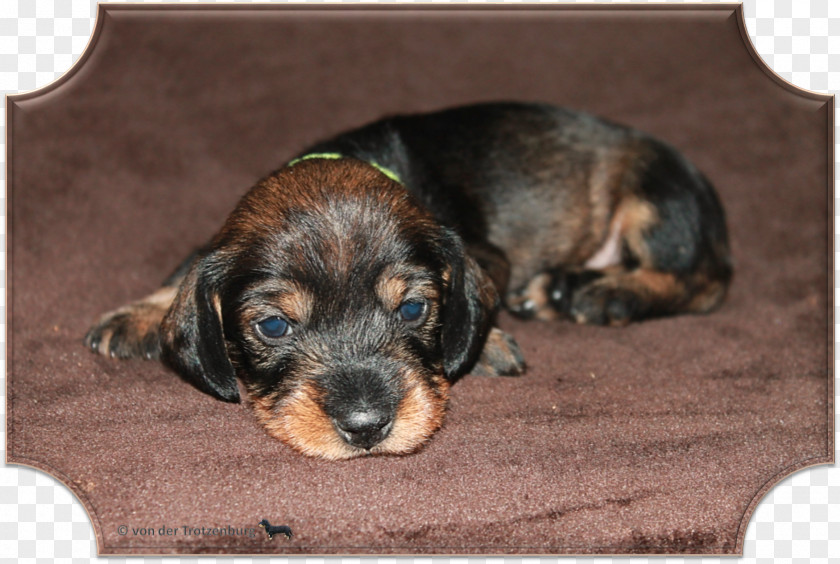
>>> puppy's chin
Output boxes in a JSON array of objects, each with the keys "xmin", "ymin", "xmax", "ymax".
[{"xmin": 250, "ymin": 373, "xmax": 450, "ymax": 460}]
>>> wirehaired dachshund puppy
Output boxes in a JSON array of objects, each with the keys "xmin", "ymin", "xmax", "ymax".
[{"xmin": 84, "ymin": 102, "xmax": 732, "ymax": 460}]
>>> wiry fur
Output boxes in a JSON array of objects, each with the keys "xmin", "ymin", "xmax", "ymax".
[{"xmin": 84, "ymin": 102, "xmax": 731, "ymax": 459}]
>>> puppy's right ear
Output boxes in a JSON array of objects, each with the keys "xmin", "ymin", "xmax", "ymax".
[
  {"xmin": 436, "ymin": 228, "xmax": 500, "ymax": 381},
  {"xmin": 159, "ymin": 254, "xmax": 239, "ymax": 402}
]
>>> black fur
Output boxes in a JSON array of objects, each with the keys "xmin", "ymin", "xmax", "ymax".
[
  {"xmin": 160, "ymin": 255, "xmax": 239, "ymax": 402},
  {"xmin": 85, "ymin": 101, "xmax": 730, "ymax": 458}
]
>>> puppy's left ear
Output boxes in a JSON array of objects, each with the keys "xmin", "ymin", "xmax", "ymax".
[
  {"xmin": 159, "ymin": 254, "xmax": 239, "ymax": 402},
  {"xmin": 437, "ymin": 229, "xmax": 499, "ymax": 381}
]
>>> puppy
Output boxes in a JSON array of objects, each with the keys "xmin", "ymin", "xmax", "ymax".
[{"xmin": 84, "ymin": 102, "xmax": 731, "ymax": 459}]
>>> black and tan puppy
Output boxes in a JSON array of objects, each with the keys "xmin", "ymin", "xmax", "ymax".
[{"xmin": 84, "ymin": 102, "xmax": 732, "ymax": 459}]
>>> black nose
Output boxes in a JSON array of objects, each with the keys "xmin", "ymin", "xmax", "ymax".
[{"xmin": 332, "ymin": 409, "xmax": 394, "ymax": 450}]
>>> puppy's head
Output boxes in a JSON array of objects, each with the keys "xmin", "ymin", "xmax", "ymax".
[{"xmin": 160, "ymin": 157, "xmax": 497, "ymax": 459}]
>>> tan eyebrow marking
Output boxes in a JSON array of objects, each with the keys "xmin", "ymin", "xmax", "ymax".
[
  {"xmin": 375, "ymin": 265, "xmax": 441, "ymax": 311},
  {"xmin": 240, "ymin": 280, "xmax": 314, "ymax": 324},
  {"xmin": 275, "ymin": 288, "xmax": 313, "ymax": 323},
  {"xmin": 376, "ymin": 271, "xmax": 409, "ymax": 311}
]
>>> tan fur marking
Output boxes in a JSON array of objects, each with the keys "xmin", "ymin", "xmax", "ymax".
[
  {"xmin": 585, "ymin": 269, "xmax": 682, "ymax": 300},
  {"xmin": 441, "ymin": 265, "xmax": 452, "ymax": 286},
  {"xmin": 618, "ymin": 197, "xmax": 659, "ymax": 267},
  {"xmin": 584, "ymin": 152, "xmax": 625, "ymax": 259},
  {"xmin": 376, "ymin": 264, "xmax": 442, "ymax": 312},
  {"xmin": 147, "ymin": 286, "xmax": 178, "ymax": 307},
  {"xmin": 237, "ymin": 280, "xmax": 313, "ymax": 325},
  {"xmin": 504, "ymin": 272, "xmax": 560, "ymax": 321},
  {"xmin": 687, "ymin": 279, "xmax": 727, "ymax": 313},
  {"xmin": 571, "ymin": 269, "xmax": 685, "ymax": 326},
  {"xmin": 525, "ymin": 273, "xmax": 557, "ymax": 321},
  {"xmin": 210, "ymin": 293, "xmax": 223, "ymax": 321},
  {"xmin": 251, "ymin": 369, "xmax": 449, "ymax": 460},
  {"xmin": 585, "ymin": 209, "xmax": 625, "ymax": 269},
  {"xmin": 95, "ymin": 329, "xmax": 113, "ymax": 355},
  {"xmin": 376, "ymin": 272, "xmax": 409, "ymax": 311},
  {"xmin": 377, "ymin": 372, "xmax": 450, "ymax": 454},
  {"xmin": 471, "ymin": 327, "xmax": 526, "ymax": 377},
  {"xmin": 275, "ymin": 288, "xmax": 313, "ymax": 324},
  {"xmin": 252, "ymin": 383, "xmax": 359, "ymax": 460},
  {"xmin": 222, "ymin": 159, "xmax": 436, "ymax": 246},
  {"xmin": 629, "ymin": 269, "xmax": 681, "ymax": 297}
]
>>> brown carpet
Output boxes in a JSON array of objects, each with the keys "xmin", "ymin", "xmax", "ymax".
[{"xmin": 6, "ymin": 5, "xmax": 833, "ymax": 555}]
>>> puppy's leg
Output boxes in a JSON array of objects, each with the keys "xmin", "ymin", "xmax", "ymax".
[
  {"xmin": 507, "ymin": 170, "xmax": 731, "ymax": 326},
  {"xmin": 549, "ymin": 267, "xmax": 687, "ymax": 326},
  {"xmin": 507, "ymin": 269, "xmax": 607, "ymax": 321},
  {"xmin": 84, "ymin": 286, "xmax": 177, "ymax": 359},
  {"xmin": 509, "ymin": 264, "xmax": 726, "ymax": 328},
  {"xmin": 507, "ymin": 221, "xmax": 730, "ymax": 326},
  {"xmin": 83, "ymin": 251, "xmax": 199, "ymax": 359},
  {"xmin": 471, "ymin": 327, "xmax": 526, "ymax": 377}
]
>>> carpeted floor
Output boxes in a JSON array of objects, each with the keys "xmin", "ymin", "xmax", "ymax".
[{"xmin": 7, "ymin": 5, "xmax": 833, "ymax": 555}]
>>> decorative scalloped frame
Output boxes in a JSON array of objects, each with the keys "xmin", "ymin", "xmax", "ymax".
[
  {"xmin": 5, "ymin": 3, "xmax": 834, "ymax": 556},
  {"xmin": 728, "ymin": 4, "xmax": 835, "ymax": 554}
]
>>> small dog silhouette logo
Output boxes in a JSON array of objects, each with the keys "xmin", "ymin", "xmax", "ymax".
[{"xmin": 259, "ymin": 519, "xmax": 293, "ymax": 540}]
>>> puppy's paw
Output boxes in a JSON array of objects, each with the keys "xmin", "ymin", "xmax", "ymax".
[
  {"xmin": 84, "ymin": 305, "xmax": 163, "ymax": 359},
  {"xmin": 84, "ymin": 288, "xmax": 176, "ymax": 360},
  {"xmin": 569, "ymin": 282, "xmax": 641, "ymax": 327},
  {"xmin": 471, "ymin": 327, "xmax": 526, "ymax": 377},
  {"xmin": 505, "ymin": 273, "xmax": 555, "ymax": 320},
  {"xmin": 506, "ymin": 269, "xmax": 605, "ymax": 321}
]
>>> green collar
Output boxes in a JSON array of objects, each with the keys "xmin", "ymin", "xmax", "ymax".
[{"xmin": 287, "ymin": 152, "xmax": 402, "ymax": 184}]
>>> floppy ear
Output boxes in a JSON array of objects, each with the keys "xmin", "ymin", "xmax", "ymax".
[
  {"xmin": 438, "ymin": 229, "xmax": 500, "ymax": 381},
  {"xmin": 159, "ymin": 254, "xmax": 239, "ymax": 402}
]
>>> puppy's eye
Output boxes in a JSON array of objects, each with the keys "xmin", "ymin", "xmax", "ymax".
[
  {"xmin": 255, "ymin": 316, "xmax": 292, "ymax": 340},
  {"xmin": 398, "ymin": 300, "xmax": 427, "ymax": 324}
]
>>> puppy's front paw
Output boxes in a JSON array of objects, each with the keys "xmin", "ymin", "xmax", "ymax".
[
  {"xmin": 505, "ymin": 272, "xmax": 555, "ymax": 320},
  {"xmin": 84, "ymin": 305, "xmax": 164, "ymax": 360},
  {"xmin": 506, "ymin": 269, "xmax": 606, "ymax": 321},
  {"xmin": 471, "ymin": 327, "xmax": 526, "ymax": 377},
  {"xmin": 569, "ymin": 283, "xmax": 640, "ymax": 327},
  {"xmin": 84, "ymin": 287, "xmax": 177, "ymax": 359}
]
